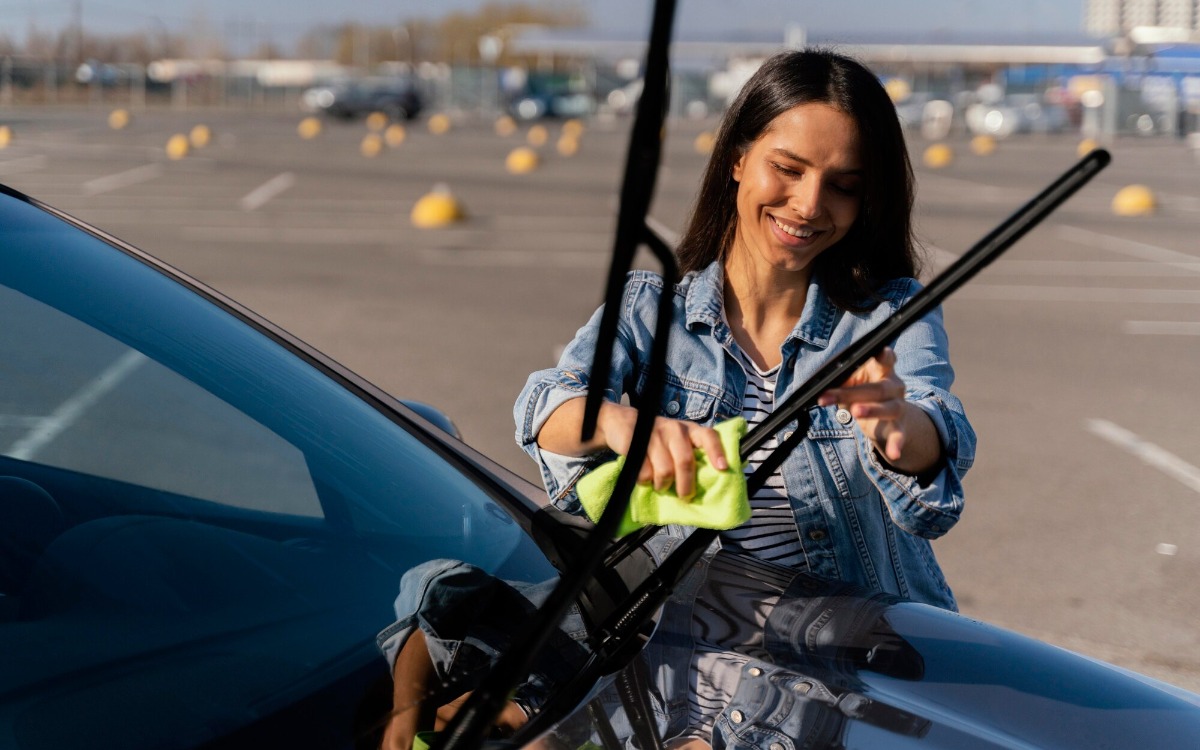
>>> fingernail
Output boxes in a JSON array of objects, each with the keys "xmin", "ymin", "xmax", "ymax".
[{"xmin": 817, "ymin": 393, "xmax": 835, "ymax": 406}]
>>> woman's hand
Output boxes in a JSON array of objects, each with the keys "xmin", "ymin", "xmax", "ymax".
[
  {"xmin": 596, "ymin": 402, "xmax": 728, "ymax": 500},
  {"xmin": 817, "ymin": 347, "xmax": 942, "ymax": 476},
  {"xmin": 535, "ymin": 398, "xmax": 727, "ymax": 500}
]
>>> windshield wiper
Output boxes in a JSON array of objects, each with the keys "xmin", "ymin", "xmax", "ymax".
[{"xmin": 432, "ymin": 2, "xmax": 679, "ymax": 749}]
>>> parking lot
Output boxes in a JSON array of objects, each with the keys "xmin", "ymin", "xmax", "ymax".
[{"xmin": 2, "ymin": 104, "xmax": 1199, "ymax": 691}]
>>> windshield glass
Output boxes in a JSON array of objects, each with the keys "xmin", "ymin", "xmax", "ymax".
[{"xmin": 0, "ymin": 191, "xmax": 549, "ymax": 749}]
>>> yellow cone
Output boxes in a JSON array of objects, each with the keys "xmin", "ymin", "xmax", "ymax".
[
  {"xmin": 0, "ymin": 125, "xmax": 12, "ymax": 149},
  {"xmin": 1077, "ymin": 137, "xmax": 1098, "ymax": 157},
  {"xmin": 108, "ymin": 109, "xmax": 130, "ymax": 130},
  {"xmin": 428, "ymin": 113, "xmax": 451, "ymax": 135},
  {"xmin": 360, "ymin": 133, "xmax": 384, "ymax": 158},
  {"xmin": 922, "ymin": 143, "xmax": 953, "ymax": 169},
  {"xmin": 494, "ymin": 115, "xmax": 516, "ymax": 137},
  {"xmin": 411, "ymin": 185, "xmax": 465, "ymax": 228},
  {"xmin": 189, "ymin": 124, "xmax": 212, "ymax": 148},
  {"xmin": 970, "ymin": 135, "xmax": 996, "ymax": 156},
  {"xmin": 527, "ymin": 124, "xmax": 549, "ymax": 146},
  {"xmin": 385, "ymin": 123, "xmax": 407, "ymax": 147},
  {"xmin": 165, "ymin": 133, "xmax": 190, "ymax": 160},
  {"xmin": 506, "ymin": 146, "xmax": 540, "ymax": 174},
  {"xmin": 298, "ymin": 116, "xmax": 322, "ymax": 139},
  {"xmin": 556, "ymin": 134, "xmax": 580, "ymax": 157},
  {"xmin": 366, "ymin": 112, "xmax": 388, "ymax": 132},
  {"xmin": 1111, "ymin": 184, "xmax": 1156, "ymax": 217},
  {"xmin": 694, "ymin": 131, "xmax": 716, "ymax": 155}
]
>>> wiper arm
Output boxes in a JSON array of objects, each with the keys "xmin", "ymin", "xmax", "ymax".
[{"xmin": 432, "ymin": 2, "xmax": 678, "ymax": 749}]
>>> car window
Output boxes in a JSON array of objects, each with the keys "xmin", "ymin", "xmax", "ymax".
[{"xmin": 0, "ymin": 285, "xmax": 323, "ymax": 516}]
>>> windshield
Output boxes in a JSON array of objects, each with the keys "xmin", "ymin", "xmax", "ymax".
[{"xmin": 0, "ymin": 190, "xmax": 551, "ymax": 749}]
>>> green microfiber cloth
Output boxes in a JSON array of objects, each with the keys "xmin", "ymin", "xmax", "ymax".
[{"xmin": 576, "ymin": 417, "xmax": 750, "ymax": 537}]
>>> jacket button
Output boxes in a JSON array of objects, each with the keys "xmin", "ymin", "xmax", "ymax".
[
  {"xmin": 769, "ymin": 743, "xmax": 784, "ymax": 750},
  {"xmin": 794, "ymin": 681, "xmax": 812, "ymax": 694},
  {"xmin": 808, "ymin": 529, "xmax": 826, "ymax": 541},
  {"xmin": 835, "ymin": 408, "xmax": 853, "ymax": 425},
  {"xmin": 665, "ymin": 400, "xmax": 681, "ymax": 416},
  {"xmin": 730, "ymin": 710, "xmax": 744, "ymax": 724},
  {"xmin": 782, "ymin": 430, "xmax": 793, "ymax": 440},
  {"xmin": 747, "ymin": 666, "xmax": 762, "ymax": 677}
]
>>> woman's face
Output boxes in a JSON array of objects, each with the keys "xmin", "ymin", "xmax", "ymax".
[{"xmin": 730, "ymin": 102, "xmax": 862, "ymax": 277}]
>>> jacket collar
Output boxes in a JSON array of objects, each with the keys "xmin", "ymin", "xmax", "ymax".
[{"xmin": 684, "ymin": 260, "xmax": 837, "ymax": 350}]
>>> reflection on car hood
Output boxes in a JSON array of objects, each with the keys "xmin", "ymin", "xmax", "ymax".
[{"xmin": 538, "ymin": 551, "xmax": 1200, "ymax": 749}]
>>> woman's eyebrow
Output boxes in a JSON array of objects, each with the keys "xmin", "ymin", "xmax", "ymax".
[{"xmin": 769, "ymin": 147, "xmax": 863, "ymax": 175}]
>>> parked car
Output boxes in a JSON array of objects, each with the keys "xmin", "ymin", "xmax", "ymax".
[
  {"xmin": 507, "ymin": 72, "xmax": 596, "ymax": 121},
  {"xmin": 303, "ymin": 77, "xmax": 424, "ymax": 121}
]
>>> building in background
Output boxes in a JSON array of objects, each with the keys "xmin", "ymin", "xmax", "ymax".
[{"xmin": 1087, "ymin": 0, "xmax": 1200, "ymax": 37}]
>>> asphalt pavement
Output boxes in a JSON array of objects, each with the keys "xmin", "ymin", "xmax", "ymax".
[{"xmin": 2, "ymin": 105, "xmax": 1198, "ymax": 691}]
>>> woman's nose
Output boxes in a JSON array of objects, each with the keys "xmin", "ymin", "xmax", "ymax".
[{"xmin": 791, "ymin": 178, "xmax": 824, "ymax": 221}]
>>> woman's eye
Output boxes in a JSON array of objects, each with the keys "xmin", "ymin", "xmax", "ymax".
[
  {"xmin": 832, "ymin": 182, "xmax": 861, "ymax": 196},
  {"xmin": 770, "ymin": 162, "xmax": 800, "ymax": 177}
]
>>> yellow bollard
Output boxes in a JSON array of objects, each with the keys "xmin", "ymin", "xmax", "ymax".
[
  {"xmin": 108, "ymin": 109, "xmax": 130, "ymax": 130},
  {"xmin": 527, "ymin": 124, "xmax": 549, "ymax": 146},
  {"xmin": 494, "ymin": 115, "xmax": 517, "ymax": 137},
  {"xmin": 385, "ymin": 123, "xmax": 407, "ymax": 147},
  {"xmin": 0, "ymin": 125, "xmax": 12, "ymax": 149},
  {"xmin": 360, "ymin": 133, "xmax": 384, "ymax": 158},
  {"xmin": 165, "ymin": 133, "xmax": 190, "ymax": 160},
  {"xmin": 694, "ymin": 131, "xmax": 716, "ymax": 155},
  {"xmin": 506, "ymin": 146, "xmax": 540, "ymax": 174},
  {"xmin": 1111, "ymin": 185, "xmax": 1156, "ymax": 217},
  {"xmin": 969, "ymin": 135, "xmax": 996, "ymax": 156},
  {"xmin": 561, "ymin": 118, "xmax": 585, "ymax": 138},
  {"xmin": 922, "ymin": 143, "xmax": 953, "ymax": 169},
  {"xmin": 411, "ymin": 184, "xmax": 465, "ymax": 228},
  {"xmin": 298, "ymin": 117, "xmax": 322, "ymax": 140},
  {"xmin": 366, "ymin": 112, "xmax": 389, "ymax": 132},
  {"xmin": 189, "ymin": 124, "xmax": 212, "ymax": 148},
  {"xmin": 1077, "ymin": 138, "xmax": 1099, "ymax": 157},
  {"xmin": 427, "ymin": 113, "xmax": 451, "ymax": 135},
  {"xmin": 556, "ymin": 134, "xmax": 580, "ymax": 157}
]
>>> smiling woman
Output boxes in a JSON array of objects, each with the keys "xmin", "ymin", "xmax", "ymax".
[{"xmin": 504, "ymin": 48, "xmax": 973, "ymax": 747}]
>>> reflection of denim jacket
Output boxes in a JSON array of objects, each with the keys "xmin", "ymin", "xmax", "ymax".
[{"xmin": 514, "ymin": 261, "xmax": 975, "ymax": 610}]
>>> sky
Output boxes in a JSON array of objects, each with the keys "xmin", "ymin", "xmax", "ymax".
[{"xmin": 0, "ymin": 0, "xmax": 1091, "ymax": 50}]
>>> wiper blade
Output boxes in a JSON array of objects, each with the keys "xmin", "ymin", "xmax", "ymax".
[{"xmin": 432, "ymin": 2, "xmax": 678, "ymax": 749}]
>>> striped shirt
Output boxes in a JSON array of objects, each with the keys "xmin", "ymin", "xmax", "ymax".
[{"xmin": 718, "ymin": 349, "xmax": 806, "ymax": 568}]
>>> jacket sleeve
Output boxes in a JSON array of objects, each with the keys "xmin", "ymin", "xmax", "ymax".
[
  {"xmin": 513, "ymin": 285, "xmax": 645, "ymax": 513},
  {"xmin": 855, "ymin": 279, "xmax": 976, "ymax": 539}
]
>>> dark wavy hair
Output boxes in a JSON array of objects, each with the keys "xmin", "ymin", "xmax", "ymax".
[{"xmin": 676, "ymin": 49, "xmax": 919, "ymax": 311}]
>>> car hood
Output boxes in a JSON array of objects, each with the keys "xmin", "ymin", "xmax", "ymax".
[{"xmin": 535, "ymin": 560, "xmax": 1200, "ymax": 749}]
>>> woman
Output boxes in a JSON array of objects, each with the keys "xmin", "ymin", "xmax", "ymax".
[
  {"xmin": 516, "ymin": 48, "xmax": 973, "ymax": 608},
  {"xmin": 380, "ymin": 48, "xmax": 975, "ymax": 749}
]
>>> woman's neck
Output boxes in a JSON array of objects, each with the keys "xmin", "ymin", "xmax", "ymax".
[{"xmin": 722, "ymin": 254, "xmax": 810, "ymax": 370}]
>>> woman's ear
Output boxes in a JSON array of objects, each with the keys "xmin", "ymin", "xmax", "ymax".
[{"xmin": 732, "ymin": 153, "xmax": 745, "ymax": 183}]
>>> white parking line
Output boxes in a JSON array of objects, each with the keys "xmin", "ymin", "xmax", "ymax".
[
  {"xmin": 1058, "ymin": 226, "xmax": 1200, "ymax": 272},
  {"xmin": 7, "ymin": 350, "xmax": 146, "ymax": 461},
  {"xmin": 1085, "ymin": 418, "xmax": 1200, "ymax": 495},
  {"xmin": 82, "ymin": 163, "xmax": 164, "ymax": 196},
  {"xmin": 416, "ymin": 248, "xmax": 605, "ymax": 268},
  {"xmin": 0, "ymin": 155, "xmax": 48, "ymax": 175},
  {"xmin": 1124, "ymin": 321, "xmax": 1200, "ymax": 335},
  {"xmin": 958, "ymin": 286, "xmax": 1200, "ymax": 304},
  {"xmin": 924, "ymin": 246, "xmax": 1200, "ymax": 277},
  {"xmin": 239, "ymin": 172, "xmax": 296, "ymax": 212}
]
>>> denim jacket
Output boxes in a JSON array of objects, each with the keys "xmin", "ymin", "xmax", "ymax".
[{"xmin": 514, "ymin": 261, "xmax": 975, "ymax": 611}]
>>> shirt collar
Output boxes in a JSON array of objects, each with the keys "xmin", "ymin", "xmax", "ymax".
[{"xmin": 684, "ymin": 260, "xmax": 837, "ymax": 349}]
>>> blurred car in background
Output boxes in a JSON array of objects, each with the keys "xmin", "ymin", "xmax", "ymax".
[
  {"xmin": 302, "ymin": 77, "xmax": 424, "ymax": 121},
  {"xmin": 507, "ymin": 71, "xmax": 596, "ymax": 121}
]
